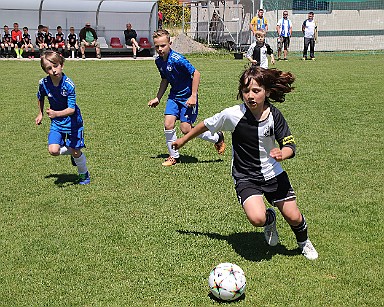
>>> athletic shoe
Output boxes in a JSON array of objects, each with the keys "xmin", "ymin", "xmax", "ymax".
[
  {"xmin": 133, "ymin": 55, "xmax": 136, "ymax": 59},
  {"xmin": 82, "ymin": 54, "xmax": 85, "ymax": 59},
  {"xmin": 298, "ymin": 239, "xmax": 318, "ymax": 260},
  {"xmin": 137, "ymin": 46, "xmax": 142, "ymax": 52},
  {"xmin": 302, "ymin": 57, "xmax": 307, "ymax": 61},
  {"xmin": 78, "ymin": 171, "xmax": 90, "ymax": 185},
  {"xmin": 264, "ymin": 208, "xmax": 279, "ymax": 246},
  {"xmin": 97, "ymin": 54, "xmax": 101, "ymax": 59},
  {"xmin": 311, "ymin": 57, "xmax": 316, "ymax": 61},
  {"xmin": 162, "ymin": 156, "xmax": 180, "ymax": 166},
  {"xmin": 70, "ymin": 156, "xmax": 77, "ymax": 166},
  {"xmin": 214, "ymin": 131, "xmax": 226, "ymax": 155},
  {"xmin": 283, "ymin": 58, "xmax": 288, "ymax": 61}
]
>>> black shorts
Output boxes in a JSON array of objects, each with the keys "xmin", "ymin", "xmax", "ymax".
[
  {"xmin": 277, "ymin": 36, "xmax": 290, "ymax": 50},
  {"xmin": 235, "ymin": 171, "xmax": 296, "ymax": 206}
]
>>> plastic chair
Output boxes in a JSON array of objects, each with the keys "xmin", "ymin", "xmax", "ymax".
[
  {"xmin": 110, "ymin": 37, "xmax": 123, "ymax": 48},
  {"xmin": 139, "ymin": 37, "xmax": 151, "ymax": 49}
]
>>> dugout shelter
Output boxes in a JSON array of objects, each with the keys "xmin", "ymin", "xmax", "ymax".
[{"xmin": 0, "ymin": 0, "xmax": 158, "ymax": 52}]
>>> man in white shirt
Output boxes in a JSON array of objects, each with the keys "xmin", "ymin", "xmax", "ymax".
[
  {"xmin": 276, "ymin": 10, "xmax": 292, "ymax": 61},
  {"xmin": 302, "ymin": 12, "xmax": 318, "ymax": 60}
]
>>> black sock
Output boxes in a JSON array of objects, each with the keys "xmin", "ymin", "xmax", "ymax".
[
  {"xmin": 263, "ymin": 208, "xmax": 276, "ymax": 226},
  {"xmin": 290, "ymin": 214, "xmax": 308, "ymax": 243}
]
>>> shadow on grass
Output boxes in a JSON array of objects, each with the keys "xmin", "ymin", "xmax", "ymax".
[
  {"xmin": 45, "ymin": 173, "xmax": 78, "ymax": 187},
  {"xmin": 177, "ymin": 230, "xmax": 301, "ymax": 262},
  {"xmin": 208, "ymin": 292, "xmax": 246, "ymax": 304},
  {"xmin": 152, "ymin": 153, "xmax": 223, "ymax": 164}
]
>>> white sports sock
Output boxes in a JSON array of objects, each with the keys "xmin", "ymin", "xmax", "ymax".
[
  {"xmin": 164, "ymin": 129, "xmax": 180, "ymax": 158},
  {"xmin": 197, "ymin": 131, "xmax": 219, "ymax": 143},
  {"xmin": 74, "ymin": 153, "xmax": 88, "ymax": 174},
  {"xmin": 60, "ymin": 146, "xmax": 71, "ymax": 155}
]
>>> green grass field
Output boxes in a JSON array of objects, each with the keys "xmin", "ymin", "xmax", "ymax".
[{"xmin": 0, "ymin": 52, "xmax": 383, "ymax": 306}]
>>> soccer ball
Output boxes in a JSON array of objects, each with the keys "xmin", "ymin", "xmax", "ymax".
[{"xmin": 208, "ymin": 262, "xmax": 246, "ymax": 301}]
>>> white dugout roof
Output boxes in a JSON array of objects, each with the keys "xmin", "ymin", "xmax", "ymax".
[{"xmin": 0, "ymin": 0, "xmax": 158, "ymax": 43}]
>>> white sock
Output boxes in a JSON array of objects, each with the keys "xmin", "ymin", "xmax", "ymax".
[
  {"xmin": 74, "ymin": 153, "xmax": 88, "ymax": 174},
  {"xmin": 60, "ymin": 146, "xmax": 71, "ymax": 155},
  {"xmin": 197, "ymin": 131, "xmax": 219, "ymax": 143},
  {"xmin": 164, "ymin": 129, "xmax": 180, "ymax": 158}
]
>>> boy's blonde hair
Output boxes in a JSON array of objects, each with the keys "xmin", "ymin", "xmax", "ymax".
[
  {"xmin": 153, "ymin": 29, "xmax": 170, "ymax": 41},
  {"xmin": 40, "ymin": 50, "xmax": 65, "ymax": 72},
  {"xmin": 254, "ymin": 30, "xmax": 266, "ymax": 38}
]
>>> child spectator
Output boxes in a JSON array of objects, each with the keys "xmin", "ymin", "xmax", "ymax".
[
  {"xmin": 172, "ymin": 66, "xmax": 318, "ymax": 260},
  {"xmin": 35, "ymin": 24, "xmax": 46, "ymax": 55},
  {"xmin": 21, "ymin": 26, "xmax": 35, "ymax": 59},
  {"xmin": 54, "ymin": 25, "xmax": 65, "ymax": 54},
  {"xmin": 147, "ymin": 29, "xmax": 226, "ymax": 166},
  {"xmin": 246, "ymin": 30, "xmax": 275, "ymax": 69},
  {"xmin": 11, "ymin": 22, "xmax": 23, "ymax": 58},
  {"xmin": 66, "ymin": 26, "xmax": 79, "ymax": 58},
  {"xmin": 44, "ymin": 26, "xmax": 54, "ymax": 50},
  {"xmin": 35, "ymin": 50, "xmax": 90, "ymax": 185},
  {"xmin": 1, "ymin": 25, "xmax": 14, "ymax": 58}
]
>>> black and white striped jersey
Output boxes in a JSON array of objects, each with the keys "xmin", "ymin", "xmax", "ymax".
[{"xmin": 204, "ymin": 102, "xmax": 296, "ymax": 182}]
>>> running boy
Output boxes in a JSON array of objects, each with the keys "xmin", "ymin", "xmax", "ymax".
[
  {"xmin": 172, "ymin": 66, "xmax": 318, "ymax": 260},
  {"xmin": 148, "ymin": 29, "xmax": 225, "ymax": 166},
  {"xmin": 35, "ymin": 50, "xmax": 90, "ymax": 185},
  {"xmin": 246, "ymin": 30, "xmax": 275, "ymax": 69}
]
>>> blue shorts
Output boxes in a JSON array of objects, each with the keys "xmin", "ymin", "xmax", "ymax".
[
  {"xmin": 164, "ymin": 98, "xmax": 198, "ymax": 124},
  {"xmin": 48, "ymin": 128, "xmax": 85, "ymax": 149}
]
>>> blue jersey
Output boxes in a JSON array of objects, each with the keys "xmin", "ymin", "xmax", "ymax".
[
  {"xmin": 155, "ymin": 49, "xmax": 196, "ymax": 101},
  {"xmin": 37, "ymin": 74, "xmax": 83, "ymax": 133}
]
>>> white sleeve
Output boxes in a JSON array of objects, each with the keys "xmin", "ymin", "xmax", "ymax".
[{"xmin": 204, "ymin": 105, "xmax": 243, "ymax": 135}]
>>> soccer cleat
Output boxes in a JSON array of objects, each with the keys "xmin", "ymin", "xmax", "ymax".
[
  {"xmin": 264, "ymin": 208, "xmax": 279, "ymax": 246},
  {"xmin": 162, "ymin": 156, "xmax": 180, "ymax": 166},
  {"xmin": 298, "ymin": 239, "xmax": 318, "ymax": 260},
  {"xmin": 82, "ymin": 54, "xmax": 86, "ymax": 59},
  {"xmin": 97, "ymin": 54, "xmax": 101, "ymax": 59},
  {"xmin": 78, "ymin": 171, "xmax": 90, "ymax": 185},
  {"xmin": 302, "ymin": 57, "xmax": 307, "ymax": 61},
  {"xmin": 133, "ymin": 55, "xmax": 137, "ymax": 59},
  {"xmin": 70, "ymin": 156, "xmax": 77, "ymax": 167},
  {"xmin": 214, "ymin": 131, "xmax": 226, "ymax": 155},
  {"xmin": 283, "ymin": 58, "xmax": 288, "ymax": 61},
  {"xmin": 311, "ymin": 57, "xmax": 316, "ymax": 61}
]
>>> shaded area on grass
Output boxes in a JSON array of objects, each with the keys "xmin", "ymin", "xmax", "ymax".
[
  {"xmin": 153, "ymin": 153, "xmax": 224, "ymax": 164},
  {"xmin": 45, "ymin": 173, "xmax": 79, "ymax": 187},
  {"xmin": 177, "ymin": 230, "xmax": 301, "ymax": 262}
]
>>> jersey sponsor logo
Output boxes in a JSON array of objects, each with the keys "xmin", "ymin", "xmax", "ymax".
[
  {"xmin": 264, "ymin": 125, "xmax": 274, "ymax": 137},
  {"xmin": 282, "ymin": 135, "xmax": 295, "ymax": 145},
  {"xmin": 167, "ymin": 65, "xmax": 173, "ymax": 72}
]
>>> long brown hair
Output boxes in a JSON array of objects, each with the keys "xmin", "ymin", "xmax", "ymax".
[{"xmin": 237, "ymin": 66, "xmax": 295, "ymax": 103}]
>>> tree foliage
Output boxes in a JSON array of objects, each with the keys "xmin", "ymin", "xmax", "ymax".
[{"xmin": 158, "ymin": 0, "xmax": 190, "ymax": 26}]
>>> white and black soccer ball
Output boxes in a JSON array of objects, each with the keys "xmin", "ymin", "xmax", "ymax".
[{"xmin": 208, "ymin": 262, "xmax": 246, "ymax": 301}]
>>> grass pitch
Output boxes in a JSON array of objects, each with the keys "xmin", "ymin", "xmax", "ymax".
[{"xmin": 0, "ymin": 52, "xmax": 383, "ymax": 306}]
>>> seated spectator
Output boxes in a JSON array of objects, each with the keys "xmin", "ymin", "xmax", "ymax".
[
  {"xmin": 21, "ymin": 26, "xmax": 35, "ymax": 59},
  {"xmin": 66, "ymin": 26, "xmax": 79, "ymax": 58},
  {"xmin": 35, "ymin": 24, "xmax": 47, "ymax": 55},
  {"xmin": 54, "ymin": 25, "xmax": 65, "ymax": 54},
  {"xmin": 124, "ymin": 23, "xmax": 141, "ymax": 59},
  {"xmin": 11, "ymin": 22, "xmax": 23, "ymax": 58},
  {"xmin": 1, "ymin": 25, "xmax": 14, "ymax": 58},
  {"xmin": 43, "ymin": 26, "xmax": 54, "ymax": 50},
  {"xmin": 79, "ymin": 22, "xmax": 101, "ymax": 59}
]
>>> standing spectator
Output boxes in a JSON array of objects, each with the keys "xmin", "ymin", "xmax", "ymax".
[
  {"xmin": 158, "ymin": 10, "xmax": 163, "ymax": 29},
  {"xmin": 124, "ymin": 23, "xmax": 141, "ymax": 59},
  {"xmin": 54, "ymin": 25, "xmax": 65, "ymax": 54},
  {"xmin": 79, "ymin": 22, "xmax": 101, "ymax": 59},
  {"xmin": 66, "ymin": 26, "xmax": 79, "ymax": 59},
  {"xmin": 21, "ymin": 26, "xmax": 35, "ymax": 59},
  {"xmin": 250, "ymin": 9, "xmax": 268, "ymax": 36},
  {"xmin": 302, "ymin": 12, "xmax": 318, "ymax": 60},
  {"xmin": 35, "ymin": 24, "xmax": 46, "ymax": 55},
  {"xmin": 276, "ymin": 11, "xmax": 292, "ymax": 61},
  {"xmin": 1, "ymin": 25, "xmax": 14, "ymax": 58},
  {"xmin": 246, "ymin": 30, "xmax": 275, "ymax": 69},
  {"xmin": 147, "ymin": 29, "xmax": 226, "ymax": 166},
  {"xmin": 11, "ymin": 22, "xmax": 23, "ymax": 58}
]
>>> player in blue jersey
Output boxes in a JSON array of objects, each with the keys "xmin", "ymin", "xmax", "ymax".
[
  {"xmin": 148, "ymin": 29, "xmax": 226, "ymax": 166},
  {"xmin": 35, "ymin": 50, "xmax": 90, "ymax": 185},
  {"xmin": 172, "ymin": 66, "xmax": 318, "ymax": 260}
]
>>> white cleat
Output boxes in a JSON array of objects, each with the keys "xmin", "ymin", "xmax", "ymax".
[{"xmin": 298, "ymin": 239, "xmax": 318, "ymax": 260}]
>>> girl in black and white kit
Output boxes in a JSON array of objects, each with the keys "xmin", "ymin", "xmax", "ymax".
[{"xmin": 172, "ymin": 66, "xmax": 318, "ymax": 260}]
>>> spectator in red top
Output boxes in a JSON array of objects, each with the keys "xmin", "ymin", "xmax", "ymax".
[{"xmin": 11, "ymin": 22, "xmax": 23, "ymax": 58}]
